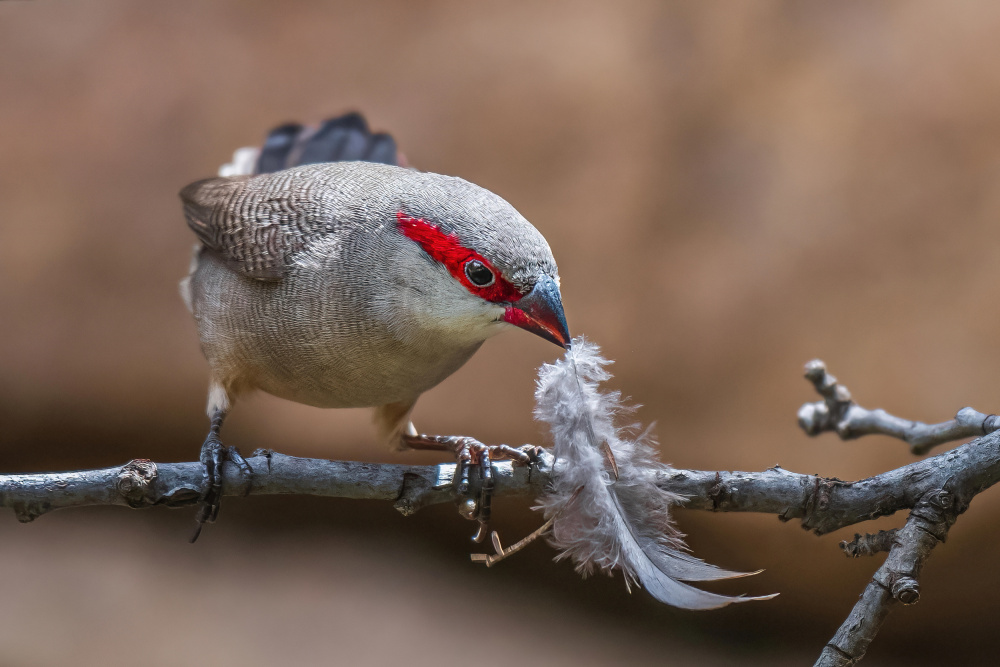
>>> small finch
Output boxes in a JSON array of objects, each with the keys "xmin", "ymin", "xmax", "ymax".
[{"xmin": 180, "ymin": 113, "xmax": 569, "ymax": 540}]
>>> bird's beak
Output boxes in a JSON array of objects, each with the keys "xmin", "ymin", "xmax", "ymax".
[{"xmin": 503, "ymin": 275, "xmax": 571, "ymax": 348}]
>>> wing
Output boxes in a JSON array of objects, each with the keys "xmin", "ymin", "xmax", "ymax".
[
  {"xmin": 181, "ymin": 174, "xmax": 312, "ymax": 280},
  {"xmin": 182, "ymin": 113, "xmax": 402, "ymax": 280}
]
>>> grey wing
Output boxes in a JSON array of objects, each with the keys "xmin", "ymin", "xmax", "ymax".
[
  {"xmin": 183, "ymin": 112, "xmax": 402, "ymax": 281},
  {"xmin": 180, "ymin": 173, "xmax": 325, "ymax": 281}
]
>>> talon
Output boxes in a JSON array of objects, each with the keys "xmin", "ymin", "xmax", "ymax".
[
  {"xmin": 191, "ymin": 411, "xmax": 252, "ymax": 542},
  {"xmin": 477, "ymin": 447, "xmax": 495, "ymax": 534},
  {"xmin": 400, "ymin": 433, "xmax": 538, "ymax": 539},
  {"xmin": 479, "ymin": 448, "xmax": 494, "ymax": 491},
  {"xmin": 226, "ymin": 446, "xmax": 252, "ymax": 475},
  {"xmin": 472, "ymin": 520, "xmax": 489, "ymax": 543},
  {"xmin": 456, "ymin": 447, "xmax": 472, "ymax": 495},
  {"xmin": 520, "ymin": 445, "xmax": 542, "ymax": 465}
]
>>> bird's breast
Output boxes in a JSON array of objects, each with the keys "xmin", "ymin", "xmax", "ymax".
[{"xmin": 189, "ymin": 250, "xmax": 484, "ymax": 409}]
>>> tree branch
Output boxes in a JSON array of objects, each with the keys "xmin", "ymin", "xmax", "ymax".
[
  {"xmin": 815, "ymin": 488, "xmax": 956, "ymax": 666},
  {"xmin": 840, "ymin": 530, "xmax": 898, "ymax": 558},
  {"xmin": 4, "ymin": 431, "xmax": 997, "ymax": 534},
  {"xmin": 797, "ymin": 359, "xmax": 1000, "ymax": 454},
  {"xmin": 3, "ymin": 361, "xmax": 999, "ymax": 665},
  {"xmin": 795, "ymin": 360, "xmax": 996, "ymax": 666},
  {"xmin": 0, "ymin": 452, "xmax": 551, "ymax": 523}
]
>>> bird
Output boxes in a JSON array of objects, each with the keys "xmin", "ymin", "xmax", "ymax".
[{"xmin": 180, "ymin": 113, "xmax": 570, "ymax": 540}]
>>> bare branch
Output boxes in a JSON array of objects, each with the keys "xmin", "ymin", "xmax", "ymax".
[
  {"xmin": 815, "ymin": 489, "xmax": 957, "ymax": 666},
  {"xmin": 470, "ymin": 516, "xmax": 556, "ymax": 567},
  {"xmin": 3, "ymin": 429, "xmax": 999, "ymax": 538},
  {"xmin": 0, "ymin": 453, "xmax": 550, "ymax": 523},
  {"xmin": 840, "ymin": 530, "xmax": 898, "ymax": 558},
  {"xmin": 661, "ymin": 425, "xmax": 1000, "ymax": 534},
  {"xmin": 795, "ymin": 360, "xmax": 998, "ymax": 665},
  {"xmin": 797, "ymin": 359, "xmax": 1000, "ymax": 454}
]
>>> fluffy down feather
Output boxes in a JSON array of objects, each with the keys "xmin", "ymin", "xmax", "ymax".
[{"xmin": 534, "ymin": 337, "xmax": 775, "ymax": 610}]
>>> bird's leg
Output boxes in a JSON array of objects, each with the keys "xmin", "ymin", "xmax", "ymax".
[
  {"xmin": 191, "ymin": 409, "xmax": 252, "ymax": 542},
  {"xmin": 401, "ymin": 434, "xmax": 540, "ymax": 541}
]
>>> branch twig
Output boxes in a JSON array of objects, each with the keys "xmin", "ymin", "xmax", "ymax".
[
  {"xmin": 840, "ymin": 530, "xmax": 898, "ymax": 558},
  {"xmin": 796, "ymin": 361, "xmax": 996, "ymax": 666},
  {"xmin": 797, "ymin": 359, "xmax": 1000, "ymax": 455},
  {"xmin": 815, "ymin": 489, "xmax": 957, "ymax": 666}
]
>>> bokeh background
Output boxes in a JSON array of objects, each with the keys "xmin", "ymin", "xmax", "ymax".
[{"xmin": 3, "ymin": 1, "xmax": 1000, "ymax": 664}]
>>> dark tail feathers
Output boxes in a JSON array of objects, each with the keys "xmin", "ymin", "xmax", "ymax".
[{"xmin": 255, "ymin": 112, "xmax": 400, "ymax": 174}]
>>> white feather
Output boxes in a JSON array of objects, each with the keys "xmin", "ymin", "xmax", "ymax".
[
  {"xmin": 217, "ymin": 146, "xmax": 260, "ymax": 177},
  {"xmin": 534, "ymin": 337, "xmax": 775, "ymax": 610}
]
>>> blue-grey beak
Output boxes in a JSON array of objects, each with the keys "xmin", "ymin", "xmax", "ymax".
[{"xmin": 503, "ymin": 275, "xmax": 571, "ymax": 348}]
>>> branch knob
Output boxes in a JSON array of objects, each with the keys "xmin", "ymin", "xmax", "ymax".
[
  {"xmin": 116, "ymin": 459, "xmax": 157, "ymax": 507},
  {"xmin": 891, "ymin": 576, "xmax": 920, "ymax": 605}
]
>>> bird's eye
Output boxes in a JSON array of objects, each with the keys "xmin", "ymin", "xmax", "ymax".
[{"xmin": 464, "ymin": 259, "xmax": 495, "ymax": 287}]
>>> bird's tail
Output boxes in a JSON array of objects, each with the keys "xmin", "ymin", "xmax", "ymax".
[
  {"xmin": 218, "ymin": 112, "xmax": 402, "ymax": 177},
  {"xmin": 534, "ymin": 337, "xmax": 777, "ymax": 610}
]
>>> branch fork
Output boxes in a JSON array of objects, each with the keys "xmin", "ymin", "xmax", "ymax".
[{"xmin": 799, "ymin": 359, "xmax": 1000, "ymax": 455}]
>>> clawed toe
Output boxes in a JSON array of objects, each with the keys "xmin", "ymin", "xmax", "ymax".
[
  {"xmin": 191, "ymin": 424, "xmax": 253, "ymax": 542},
  {"xmin": 401, "ymin": 433, "xmax": 541, "ymax": 542}
]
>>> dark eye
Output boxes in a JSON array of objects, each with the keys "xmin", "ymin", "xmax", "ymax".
[{"xmin": 464, "ymin": 259, "xmax": 495, "ymax": 287}]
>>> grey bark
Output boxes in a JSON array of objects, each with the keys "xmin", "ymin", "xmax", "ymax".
[
  {"xmin": 0, "ymin": 453, "xmax": 549, "ymax": 523},
  {"xmin": 798, "ymin": 359, "xmax": 1000, "ymax": 455},
  {"xmin": 5, "ymin": 432, "xmax": 995, "ymax": 533}
]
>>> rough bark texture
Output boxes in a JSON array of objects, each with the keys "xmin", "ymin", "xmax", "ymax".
[
  {"xmin": 4, "ymin": 430, "xmax": 995, "ymax": 531},
  {"xmin": 0, "ymin": 452, "xmax": 550, "ymax": 523}
]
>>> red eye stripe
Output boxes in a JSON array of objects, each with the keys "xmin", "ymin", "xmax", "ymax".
[{"xmin": 396, "ymin": 211, "xmax": 523, "ymax": 303}]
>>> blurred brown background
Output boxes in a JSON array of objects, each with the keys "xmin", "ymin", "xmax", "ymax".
[{"xmin": 2, "ymin": 1, "xmax": 1000, "ymax": 664}]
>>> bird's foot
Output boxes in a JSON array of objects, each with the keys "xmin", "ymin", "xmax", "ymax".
[
  {"xmin": 191, "ymin": 428, "xmax": 252, "ymax": 543},
  {"xmin": 402, "ymin": 434, "xmax": 541, "ymax": 542}
]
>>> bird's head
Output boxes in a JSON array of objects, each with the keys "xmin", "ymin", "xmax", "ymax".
[{"xmin": 381, "ymin": 171, "xmax": 569, "ymax": 349}]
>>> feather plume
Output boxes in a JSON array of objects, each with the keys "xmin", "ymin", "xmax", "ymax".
[{"xmin": 534, "ymin": 337, "xmax": 776, "ymax": 610}]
